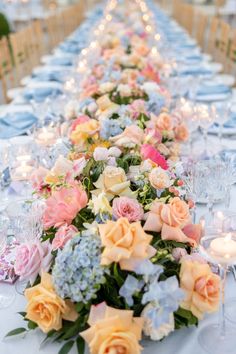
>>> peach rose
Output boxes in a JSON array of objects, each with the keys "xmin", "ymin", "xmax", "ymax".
[
  {"xmin": 180, "ymin": 260, "xmax": 220, "ymax": 319},
  {"xmin": 149, "ymin": 167, "xmax": 172, "ymax": 190},
  {"xmin": 25, "ymin": 273, "xmax": 78, "ymax": 333},
  {"xmin": 161, "ymin": 197, "xmax": 190, "ymax": 228},
  {"xmin": 70, "ymin": 119, "xmax": 100, "ymax": 145},
  {"xmin": 96, "ymin": 94, "xmax": 119, "ymax": 119},
  {"xmin": 175, "ymin": 124, "xmax": 189, "ymax": 142},
  {"xmin": 80, "ymin": 302, "xmax": 143, "ymax": 354},
  {"xmin": 93, "ymin": 166, "xmax": 133, "ymax": 201},
  {"xmin": 156, "ymin": 112, "xmax": 173, "ymax": 131},
  {"xmin": 144, "ymin": 198, "xmax": 193, "ymax": 245},
  {"xmin": 98, "ymin": 217, "xmax": 156, "ymax": 271},
  {"xmin": 110, "ymin": 125, "xmax": 144, "ymax": 148}
]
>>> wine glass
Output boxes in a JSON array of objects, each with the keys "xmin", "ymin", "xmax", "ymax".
[
  {"xmin": 199, "ymin": 231, "xmax": 236, "ymax": 354},
  {"xmin": 214, "ymin": 102, "xmax": 231, "ymax": 150},
  {"xmin": 219, "ymin": 152, "xmax": 236, "ymax": 209},
  {"xmin": 5, "ymin": 198, "xmax": 45, "ymax": 294},
  {"xmin": 195, "ymin": 104, "xmax": 216, "ymax": 157},
  {"xmin": 0, "ymin": 215, "xmax": 16, "ymax": 309},
  {"xmin": 0, "ymin": 141, "xmax": 9, "ymax": 205}
]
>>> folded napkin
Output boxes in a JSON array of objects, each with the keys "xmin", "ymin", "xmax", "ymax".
[
  {"xmin": 49, "ymin": 57, "xmax": 73, "ymax": 66},
  {"xmin": 197, "ymin": 84, "xmax": 231, "ymax": 96},
  {"xmin": 32, "ymin": 71, "xmax": 67, "ymax": 83},
  {"xmin": 23, "ymin": 87, "xmax": 62, "ymax": 102},
  {"xmin": 0, "ymin": 112, "xmax": 37, "ymax": 139},
  {"xmin": 178, "ymin": 67, "xmax": 213, "ymax": 76},
  {"xmin": 59, "ymin": 43, "xmax": 80, "ymax": 54}
]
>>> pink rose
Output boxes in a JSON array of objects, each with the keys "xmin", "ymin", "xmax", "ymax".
[
  {"xmin": 175, "ymin": 124, "xmax": 189, "ymax": 142},
  {"xmin": 52, "ymin": 224, "xmax": 78, "ymax": 250},
  {"xmin": 172, "ymin": 247, "xmax": 188, "ymax": 262},
  {"xmin": 145, "ymin": 127, "xmax": 162, "ymax": 145},
  {"xmin": 43, "ymin": 182, "xmax": 88, "ymax": 229},
  {"xmin": 14, "ymin": 240, "xmax": 52, "ymax": 285},
  {"xmin": 31, "ymin": 166, "xmax": 49, "ymax": 192},
  {"xmin": 182, "ymin": 224, "xmax": 202, "ymax": 244},
  {"xmin": 141, "ymin": 64, "xmax": 160, "ymax": 84},
  {"xmin": 110, "ymin": 125, "xmax": 144, "ymax": 148},
  {"xmin": 129, "ymin": 99, "xmax": 147, "ymax": 119},
  {"xmin": 70, "ymin": 115, "xmax": 90, "ymax": 132},
  {"xmin": 141, "ymin": 144, "xmax": 168, "ymax": 170},
  {"xmin": 112, "ymin": 197, "xmax": 144, "ymax": 222}
]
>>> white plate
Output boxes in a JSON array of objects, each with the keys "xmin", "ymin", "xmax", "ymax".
[{"xmin": 196, "ymin": 93, "xmax": 230, "ymax": 102}]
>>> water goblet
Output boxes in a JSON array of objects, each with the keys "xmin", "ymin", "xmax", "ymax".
[{"xmin": 0, "ymin": 215, "xmax": 16, "ymax": 309}]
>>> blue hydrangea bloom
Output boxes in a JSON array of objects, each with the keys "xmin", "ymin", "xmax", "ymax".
[
  {"xmin": 100, "ymin": 119, "xmax": 123, "ymax": 139},
  {"xmin": 119, "ymin": 275, "xmax": 144, "ymax": 306},
  {"xmin": 52, "ymin": 232, "xmax": 107, "ymax": 303}
]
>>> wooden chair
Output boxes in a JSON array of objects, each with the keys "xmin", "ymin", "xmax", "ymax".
[
  {"xmin": 226, "ymin": 28, "xmax": 236, "ymax": 75},
  {"xmin": 215, "ymin": 20, "xmax": 230, "ymax": 69},
  {"xmin": 182, "ymin": 4, "xmax": 195, "ymax": 35},
  {"xmin": 0, "ymin": 36, "xmax": 14, "ymax": 103},
  {"xmin": 206, "ymin": 16, "xmax": 220, "ymax": 59},
  {"xmin": 195, "ymin": 12, "xmax": 208, "ymax": 49}
]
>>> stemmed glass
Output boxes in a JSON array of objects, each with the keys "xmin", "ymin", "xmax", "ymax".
[
  {"xmin": 5, "ymin": 198, "xmax": 45, "ymax": 295},
  {"xmin": 214, "ymin": 102, "xmax": 231, "ymax": 150},
  {"xmin": 219, "ymin": 153, "xmax": 236, "ymax": 209},
  {"xmin": 0, "ymin": 215, "xmax": 16, "ymax": 309},
  {"xmin": 194, "ymin": 104, "xmax": 216, "ymax": 157},
  {"xmin": 0, "ymin": 141, "xmax": 9, "ymax": 205},
  {"xmin": 199, "ymin": 231, "xmax": 236, "ymax": 354}
]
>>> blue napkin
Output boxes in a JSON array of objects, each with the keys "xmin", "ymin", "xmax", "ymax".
[
  {"xmin": 179, "ymin": 67, "xmax": 213, "ymax": 76},
  {"xmin": 0, "ymin": 112, "xmax": 37, "ymax": 139},
  {"xmin": 32, "ymin": 71, "xmax": 67, "ymax": 83},
  {"xmin": 197, "ymin": 84, "xmax": 231, "ymax": 96},
  {"xmin": 23, "ymin": 87, "xmax": 62, "ymax": 102},
  {"xmin": 49, "ymin": 57, "xmax": 73, "ymax": 66},
  {"xmin": 59, "ymin": 43, "xmax": 80, "ymax": 54}
]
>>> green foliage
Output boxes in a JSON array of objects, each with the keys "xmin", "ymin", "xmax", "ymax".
[
  {"xmin": 5, "ymin": 328, "xmax": 27, "ymax": 337},
  {"xmin": 0, "ymin": 13, "xmax": 11, "ymax": 38},
  {"xmin": 174, "ymin": 308, "xmax": 198, "ymax": 329}
]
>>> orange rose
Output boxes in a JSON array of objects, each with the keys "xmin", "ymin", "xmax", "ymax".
[
  {"xmin": 110, "ymin": 125, "xmax": 144, "ymax": 148},
  {"xmin": 80, "ymin": 302, "xmax": 143, "ymax": 354},
  {"xmin": 98, "ymin": 217, "xmax": 156, "ymax": 271},
  {"xmin": 70, "ymin": 119, "xmax": 100, "ymax": 145},
  {"xmin": 180, "ymin": 260, "xmax": 220, "ymax": 319},
  {"xmin": 25, "ymin": 273, "xmax": 78, "ymax": 333}
]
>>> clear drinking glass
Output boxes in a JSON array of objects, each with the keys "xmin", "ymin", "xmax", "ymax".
[
  {"xmin": 214, "ymin": 102, "xmax": 231, "ymax": 149},
  {"xmin": 195, "ymin": 104, "xmax": 216, "ymax": 157},
  {"xmin": 0, "ymin": 215, "xmax": 16, "ymax": 309},
  {"xmin": 199, "ymin": 232, "xmax": 236, "ymax": 354}
]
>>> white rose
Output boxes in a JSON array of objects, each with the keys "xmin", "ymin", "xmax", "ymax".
[
  {"xmin": 88, "ymin": 193, "xmax": 112, "ymax": 215},
  {"xmin": 108, "ymin": 147, "xmax": 122, "ymax": 157},
  {"xmin": 51, "ymin": 155, "xmax": 73, "ymax": 176},
  {"xmin": 141, "ymin": 304, "xmax": 175, "ymax": 340},
  {"xmin": 149, "ymin": 167, "xmax": 172, "ymax": 190},
  {"xmin": 99, "ymin": 82, "xmax": 116, "ymax": 94},
  {"xmin": 93, "ymin": 147, "xmax": 109, "ymax": 161},
  {"xmin": 117, "ymin": 84, "xmax": 132, "ymax": 97}
]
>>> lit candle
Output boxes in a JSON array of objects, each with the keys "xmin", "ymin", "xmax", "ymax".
[
  {"xmin": 12, "ymin": 162, "xmax": 33, "ymax": 181},
  {"xmin": 35, "ymin": 128, "xmax": 57, "ymax": 146},
  {"xmin": 209, "ymin": 233, "xmax": 236, "ymax": 263}
]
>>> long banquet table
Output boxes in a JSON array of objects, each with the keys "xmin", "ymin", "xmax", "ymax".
[{"xmin": 1, "ymin": 1, "xmax": 236, "ymax": 354}]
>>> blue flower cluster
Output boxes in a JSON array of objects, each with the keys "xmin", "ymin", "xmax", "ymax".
[
  {"xmin": 52, "ymin": 232, "xmax": 107, "ymax": 303},
  {"xmin": 100, "ymin": 110, "xmax": 133, "ymax": 140},
  {"xmin": 145, "ymin": 92, "xmax": 165, "ymax": 116}
]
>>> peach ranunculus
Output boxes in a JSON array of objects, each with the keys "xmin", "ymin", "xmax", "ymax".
[
  {"xmin": 180, "ymin": 259, "xmax": 220, "ymax": 319},
  {"xmin": 149, "ymin": 167, "xmax": 172, "ymax": 190},
  {"xmin": 156, "ymin": 112, "xmax": 173, "ymax": 132},
  {"xmin": 98, "ymin": 217, "xmax": 156, "ymax": 271},
  {"xmin": 92, "ymin": 166, "xmax": 133, "ymax": 201},
  {"xmin": 70, "ymin": 119, "xmax": 100, "ymax": 145},
  {"xmin": 175, "ymin": 123, "xmax": 189, "ymax": 142},
  {"xmin": 25, "ymin": 273, "xmax": 78, "ymax": 333},
  {"xmin": 144, "ymin": 198, "xmax": 194, "ymax": 244},
  {"xmin": 110, "ymin": 125, "xmax": 144, "ymax": 148},
  {"xmin": 80, "ymin": 302, "xmax": 143, "ymax": 354},
  {"xmin": 43, "ymin": 182, "xmax": 88, "ymax": 229},
  {"xmin": 96, "ymin": 94, "xmax": 119, "ymax": 119}
]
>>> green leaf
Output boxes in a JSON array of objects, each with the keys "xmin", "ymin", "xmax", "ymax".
[
  {"xmin": 5, "ymin": 328, "xmax": 27, "ymax": 337},
  {"xmin": 76, "ymin": 302, "xmax": 84, "ymax": 313},
  {"xmin": 28, "ymin": 321, "xmax": 38, "ymax": 330},
  {"xmin": 76, "ymin": 336, "xmax": 85, "ymax": 354},
  {"xmin": 58, "ymin": 340, "xmax": 74, "ymax": 354},
  {"xmin": 18, "ymin": 311, "xmax": 26, "ymax": 318}
]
